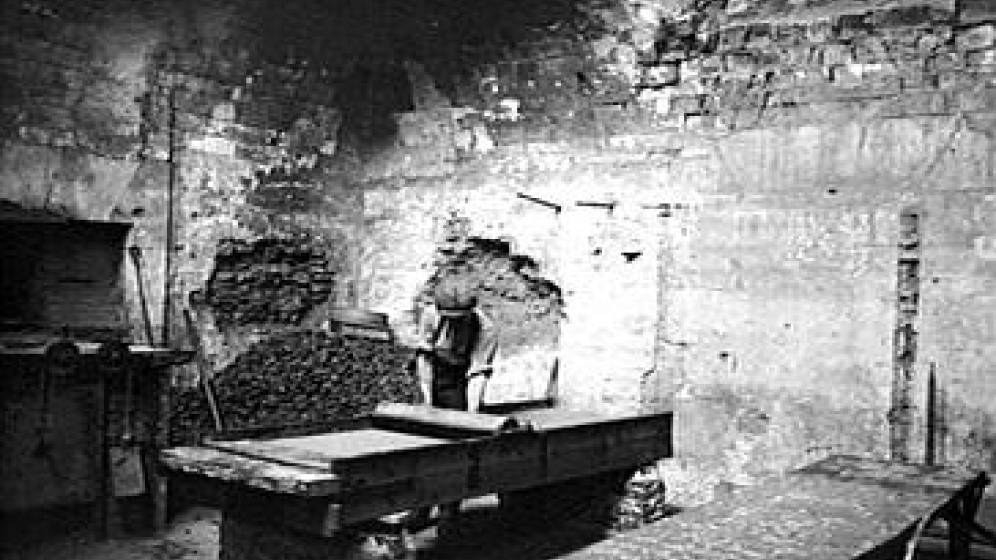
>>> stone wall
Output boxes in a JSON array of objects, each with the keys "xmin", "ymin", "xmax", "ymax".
[
  {"xmin": 347, "ymin": 0, "xmax": 996, "ymax": 502},
  {"xmin": 0, "ymin": 1, "xmax": 358, "ymax": 371},
  {"xmin": 2, "ymin": 0, "xmax": 996, "ymax": 508}
]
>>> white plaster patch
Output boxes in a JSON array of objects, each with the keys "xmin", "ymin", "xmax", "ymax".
[
  {"xmin": 973, "ymin": 235, "xmax": 996, "ymax": 259},
  {"xmin": 497, "ymin": 98, "xmax": 521, "ymax": 121},
  {"xmin": 187, "ymin": 136, "xmax": 236, "ymax": 156}
]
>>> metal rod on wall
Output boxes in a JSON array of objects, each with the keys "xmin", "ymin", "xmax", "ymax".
[
  {"xmin": 163, "ymin": 85, "xmax": 176, "ymax": 346},
  {"xmin": 926, "ymin": 361, "xmax": 936, "ymax": 466}
]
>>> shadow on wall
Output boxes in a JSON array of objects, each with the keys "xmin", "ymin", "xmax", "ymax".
[{"xmin": 238, "ymin": 0, "xmax": 605, "ymax": 92}]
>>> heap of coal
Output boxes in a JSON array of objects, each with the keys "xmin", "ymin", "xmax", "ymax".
[{"xmin": 170, "ymin": 329, "xmax": 418, "ymax": 445}]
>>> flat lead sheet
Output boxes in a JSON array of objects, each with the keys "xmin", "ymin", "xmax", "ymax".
[{"xmin": 207, "ymin": 428, "xmax": 450, "ymax": 469}]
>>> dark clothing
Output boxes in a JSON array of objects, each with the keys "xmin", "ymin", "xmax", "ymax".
[
  {"xmin": 416, "ymin": 306, "xmax": 498, "ymax": 382},
  {"xmin": 430, "ymin": 313, "xmax": 480, "ymax": 367},
  {"xmin": 430, "ymin": 358, "xmax": 469, "ymax": 410}
]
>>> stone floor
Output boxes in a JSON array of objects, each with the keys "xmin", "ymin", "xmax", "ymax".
[{"xmin": 5, "ymin": 497, "xmax": 996, "ymax": 560}]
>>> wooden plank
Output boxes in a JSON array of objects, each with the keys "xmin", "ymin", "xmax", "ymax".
[
  {"xmin": 223, "ymin": 489, "xmax": 343, "ymax": 537},
  {"xmin": 333, "ymin": 439, "xmax": 470, "ymax": 490},
  {"xmin": 794, "ymin": 454, "xmax": 982, "ymax": 493},
  {"xmin": 514, "ymin": 409, "xmax": 673, "ymax": 432},
  {"xmin": 371, "ymin": 403, "xmax": 521, "ymax": 437},
  {"xmin": 559, "ymin": 457, "xmax": 987, "ymax": 560},
  {"xmin": 207, "ymin": 429, "xmax": 451, "ymax": 468},
  {"xmin": 335, "ymin": 468, "xmax": 470, "ymax": 527},
  {"xmin": 217, "ymin": 468, "xmax": 471, "ymax": 535},
  {"xmin": 159, "ymin": 446, "xmax": 341, "ymax": 496},
  {"xmin": 194, "ymin": 430, "xmax": 471, "ymax": 493}
]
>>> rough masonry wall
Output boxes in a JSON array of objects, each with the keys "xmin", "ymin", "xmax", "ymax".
[
  {"xmin": 351, "ymin": 0, "xmax": 996, "ymax": 504},
  {"xmin": 0, "ymin": 1, "xmax": 360, "ymax": 372},
  {"xmin": 3, "ymin": 0, "xmax": 996, "ymax": 508},
  {"xmin": 204, "ymin": 237, "xmax": 338, "ymax": 327}
]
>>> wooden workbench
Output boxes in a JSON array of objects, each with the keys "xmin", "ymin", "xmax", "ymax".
[
  {"xmin": 0, "ymin": 341, "xmax": 192, "ymax": 539},
  {"xmin": 558, "ymin": 455, "xmax": 992, "ymax": 560},
  {"xmin": 161, "ymin": 404, "xmax": 674, "ymax": 560}
]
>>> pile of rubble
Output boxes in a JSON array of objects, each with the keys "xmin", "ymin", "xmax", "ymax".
[{"xmin": 610, "ymin": 468, "xmax": 675, "ymax": 531}]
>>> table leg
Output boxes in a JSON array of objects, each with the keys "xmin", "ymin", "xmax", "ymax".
[
  {"xmin": 948, "ymin": 494, "xmax": 970, "ymax": 560},
  {"xmin": 93, "ymin": 368, "xmax": 108, "ymax": 540},
  {"xmin": 152, "ymin": 368, "xmax": 171, "ymax": 533},
  {"xmin": 948, "ymin": 478, "xmax": 986, "ymax": 560}
]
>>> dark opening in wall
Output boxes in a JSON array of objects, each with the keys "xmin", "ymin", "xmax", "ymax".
[
  {"xmin": 205, "ymin": 238, "xmax": 335, "ymax": 327},
  {"xmin": 0, "ymin": 207, "xmax": 129, "ymax": 339},
  {"xmin": 422, "ymin": 229, "xmax": 564, "ymax": 350},
  {"xmin": 336, "ymin": 62, "xmax": 414, "ymax": 157}
]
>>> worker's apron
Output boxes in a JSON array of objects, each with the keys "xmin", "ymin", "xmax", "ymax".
[
  {"xmin": 430, "ymin": 359, "xmax": 468, "ymax": 410},
  {"xmin": 425, "ymin": 312, "xmax": 479, "ymax": 410},
  {"xmin": 408, "ymin": 312, "xmax": 479, "ymax": 526}
]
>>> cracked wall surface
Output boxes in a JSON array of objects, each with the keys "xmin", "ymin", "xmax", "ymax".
[{"xmin": 1, "ymin": 0, "xmax": 996, "ymax": 505}]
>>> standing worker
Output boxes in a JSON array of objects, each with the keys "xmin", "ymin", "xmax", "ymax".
[{"xmin": 408, "ymin": 275, "xmax": 499, "ymax": 533}]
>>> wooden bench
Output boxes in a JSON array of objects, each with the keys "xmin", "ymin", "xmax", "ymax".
[
  {"xmin": 560, "ymin": 455, "xmax": 993, "ymax": 560},
  {"xmin": 160, "ymin": 404, "xmax": 673, "ymax": 560}
]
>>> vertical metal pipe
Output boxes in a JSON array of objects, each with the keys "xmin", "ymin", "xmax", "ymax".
[{"xmin": 163, "ymin": 85, "xmax": 176, "ymax": 346}]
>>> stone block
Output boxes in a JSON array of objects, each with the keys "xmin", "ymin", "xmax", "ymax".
[
  {"xmin": 640, "ymin": 62, "xmax": 680, "ymax": 88},
  {"xmin": 952, "ymin": 87, "xmax": 996, "ymax": 112},
  {"xmin": 961, "ymin": 0, "xmax": 996, "ymax": 24},
  {"xmin": 871, "ymin": 5, "xmax": 945, "ymax": 29},
  {"xmin": 957, "ymin": 24, "xmax": 996, "ymax": 52},
  {"xmin": 807, "ymin": 20, "xmax": 835, "ymax": 43},
  {"xmin": 900, "ymin": 69, "xmax": 934, "ymax": 90},
  {"xmin": 719, "ymin": 27, "xmax": 748, "ymax": 51},
  {"xmin": 669, "ymin": 94, "xmax": 705, "ymax": 115},
  {"xmin": 820, "ymin": 43, "xmax": 853, "ymax": 67},
  {"xmin": 916, "ymin": 31, "xmax": 945, "ymax": 54},
  {"xmin": 745, "ymin": 23, "xmax": 773, "ymax": 48},
  {"xmin": 828, "ymin": 64, "xmax": 863, "ymax": 88},
  {"xmin": 937, "ymin": 70, "xmax": 970, "ymax": 90},
  {"xmin": 783, "ymin": 45, "xmax": 814, "ymax": 66},
  {"xmin": 899, "ymin": 91, "xmax": 948, "ymax": 115},
  {"xmin": 966, "ymin": 48, "xmax": 996, "ymax": 67},
  {"xmin": 723, "ymin": 51, "xmax": 757, "ymax": 77},
  {"xmin": 683, "ymin": 114, "xmax": 716, "ymax": 131},
  {"xmin": 926, "ymin": 52, "xmax": 961, "ymax": 75}
]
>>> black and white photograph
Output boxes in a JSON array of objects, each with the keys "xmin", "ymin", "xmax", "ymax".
[{"xmin": 1, "ymin": 0, "xmax": 995, "ymax": 558}]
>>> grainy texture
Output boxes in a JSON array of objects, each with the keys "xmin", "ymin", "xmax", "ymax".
[
  {"xmin": 3, "ymin": 0, "xmax": 996, "ymax": 506},
  {"xmin": 169, "ymin": 330, "xmax": 419, "ymax": 445},
  {"xmin": 219, "ymin": 511, "xmax": 410, "ymax": 560},
  {"xmin": 558, "ymin": 456, "xmax": 983, "ymax": 560},
  {"xmin": 160, "ymin": 446, "xmax": 339, "ymax": 496},
  {"xmin": 208, "ymin": 429, "xmax": 449, "ymax": 464},
  {"xmin": 205, "ymin": 238, "xmax": 336, "ymax": 327},
  {"xmin": 421, "ymin": 228, "xmax": 565, "ymax": 352}
]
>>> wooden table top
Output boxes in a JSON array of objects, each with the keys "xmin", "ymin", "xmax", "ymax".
[
  {"xmin": 206, "ymin": 428, "xmax": 453, "ymax": 469},
  {"xmin": 561, "ymin": 455, "xmax": 988, "ymax": 560}
]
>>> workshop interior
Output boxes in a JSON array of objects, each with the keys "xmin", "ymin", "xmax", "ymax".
[{"xmin": 2, "ymin": 0, "xmax": 996, "ymax": 559}]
